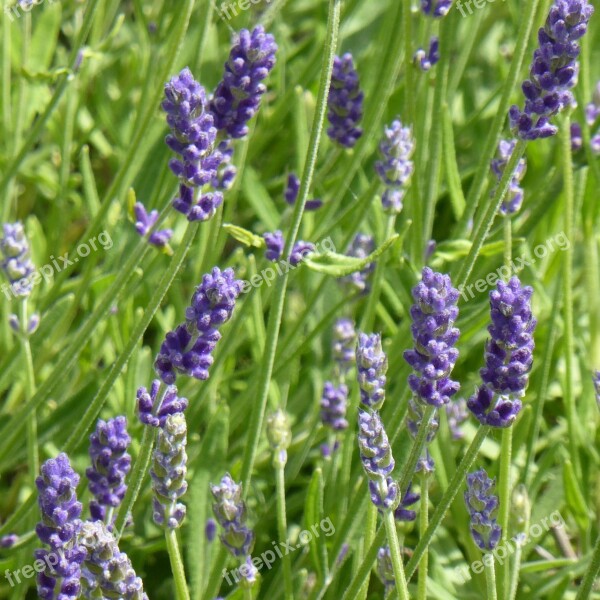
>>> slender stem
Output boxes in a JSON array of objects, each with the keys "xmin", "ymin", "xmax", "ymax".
[
  {"xmin": 165, "ymin": 528, "xmax": 191, "ymax": 600},
  {"xmin": 417, "ymin": 474, "xmax": 429, "ymax": 600},
  {"xmin": 239, "ymin": 0, "xmax": 341, "ymax": 492},
  {"xmin": 383, "ymin": 510, "xmax": 410, "ymax": 600},
  {"xmin": 357, "ymin": 503, "xmax": 378, "ymax": 600},
  {"xmin": 508, "ymin": 545, "xmax": 523, "ymax": 600},
  {"xmin": 576, "ymin": 532, "xmax": 600, "ymax": 600},
  {"xmin": 503, "ymin": 215, "xmax": 512, "ymax": 267},
  {"xmin": 497, "ymin": 427, "xmax": 512, "ymax": 599},
  {"xmin": 560, "ymin": 115, "xmax": 579, "ymax": 475},
  {"xmin": 20, "ymin": 300, "xmax": 37, "ymax": 487},
  {"xmin": 275, "ymin": 462, "xmax": 294, "ymax": 600},
  {"xmin": 484, "ymin": 558, "xmax": 498, "ymax": 600},
  {"xmin": 406, "ymin": 425, "xmax": 490, "ymax": 579}
]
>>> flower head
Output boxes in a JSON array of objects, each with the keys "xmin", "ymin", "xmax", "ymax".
[
  {"xmin": 320, "ymin": 382, "xmax": 349, "ymax": 431},
  {"xmin": 394, "ymin": 482, "xmax": 420, "ymax": 522},
  {"xmin": 327, "ymin": 53, "xmax": 364, "ymax": 148},
  {"xmin": 509, "ymin": 0, "xmax": 594, "ymax": 140},
  {"xmin": 421, "ymin": 0, "xmax": 453, "ymax": 17},
  {"xmin": 86, "ymin": 417, "xmax": 131, "ymax": 522},
  {"xmin": 358, "ymin": 410, "xmax": 395, "ymax": 480},
  {"xmin": 289, "ymin": 241, "xmax": 315, "ymax": 266},
  {"xmin": 133, "ymin": 203, "xmax": 173, "ymax": 247},
  {"xmin": 0, "ymin": 222, "xmax": 35, "ymax": 297},
  {"xmin": 263, "ymin": 230, "xmax": 284, "ymax": 262},
  {"xmin": 332, "ymin": 318, "xmax": 356, "ymax": 378},
  {"xmin": 356, "ymin": 333, "xmax": 387, "ymax": 411},
  {"xmin": 414, "ymin": 37, "xmax": 440, "ymax": 72},
  {"xmin": 340, "ymin": 233, "xmax": 375, "ymax": 293},
  {"xmin": 490, "ymin": 139, "xmax": 527, "ymax": 214},
  {"xmin": 464, "ymin": 469, "xmax": 502, "ymax": 551},
  {"xmin": 377, "ymin": 546, "xmax": 395, "ymax": 592},
  {"xmin": 404, "ymin": 267, "xmax": 460, "ymax": 407},
  {"xmin": 284, "ymin": 173, "xmax": 322, "ymax": 211},
  {"xmin": 210, "ymin": 25, "xmax": 278, "ymax": 139},
  {"xmin": 137, "ymin": 380, "xmax": 189, "ymax": 428}
]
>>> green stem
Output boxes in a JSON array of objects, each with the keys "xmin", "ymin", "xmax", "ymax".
[
  {"xmin": 383, "ymin": 510, "xmax": 410, "ymax": 600},
  {"xmin": 484, "ymin": 557, "xmax": 498, "ymax": 600},
  {"xmin": 417, "ymin": 474, "xmax": 429, "ymax": 600},
  {"xmin": 275, "ymin": 462, "xmax": 294, "ymax": 600},
  {"xmin": 239, "ymin": 0, "xmax": 341, "ymax": 492},
  {"xmin": 508, "ymin": 544, "xmax": 523, "ymax": 600},
  {"xmin": 576, "ymin": 533, "xmax": 600, "ymax": 600},
  {"xmin": 20, "ymin": 300, "xmax": 37, "ymax": 487},
  {"xmin": 405, "ymin": 426, "xmax": 490, "ymax": 579},
  {"xmin": 357, "ymin": 503, "xmax": 378, "ymax": 600},
  {"xmin": 560, "ymin": 115, "xmax": 579, "ymax": 475},
  {"xmin": 497, "ymin": 427, "xmax": 512, "ymax": 599},
  {"xmin": 165, "ymin": 528, "xmax": 191, "ymax": 600}
]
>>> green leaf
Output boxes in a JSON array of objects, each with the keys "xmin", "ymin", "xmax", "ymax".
[
  {"xmin": 223, "ymin": 223, "xmax": 265, "ymax": 248},
  {"xmin": 563, "ymin": 460, "xmax": 590, "ymax": 531},
  {"xmin": 242, "ymin": 167, "xmax": 280, "ymax": 231},
  {"xmin": 304, "ymin": 467, "xmax": 328, "ymax": 583},
  {"xmin": 442, "ymin": 102, "xmax": 466, "ymax": 220},
  {"xmin": 304, "ymin": 234, "xmax": 400, "ymax": 276}
]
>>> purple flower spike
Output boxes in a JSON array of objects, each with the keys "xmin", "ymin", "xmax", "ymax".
[
  {"xmin": 340, "ymin": 233, "xmax": 375, "ymax": 293},
  {"xmin": 414, "ymin": 37, "xmax": 440, "ymax": 72},
  {"xmin": 464, "ymin": 469, "xmax": 502, "ymax": 551},
  {"xmin": 509, "ymin": 0, "xmax": 594, "ymax": 140},
  {"xmin": 356, "ymin": 333, "xmax": 388, "ymax": 411},
  {"xmin": 490, "ymin": 139, "xmax": 527, "ymax": 214},
  {"xmin": 404, "ymin": 267, "xmax": 460, "ymax": 407},
  {"xmin": 35, "ymin": 453, "xmax": 86, "ymax": 600},
  {"xmin": 86, "ymin": 417, "xmax": 131, "ymax": 522},
  {"xmin": 320, "ymin": 381, "xmax": 349, "ymax": 431},
  {"xmin": 327, "ymin": 53, "xmax": 364, "ymax": 148},
  {"xmin": 151, "ymin": 413, "xmax": 188, "ymax": 529},
  {"xmin": 284, "ymin": 173, "xmax": 323, "ymax": 211},
  {"xmin": 0, "ymin": 222, "xmax": 35, "ymax": 298},
  {"xmin": 289, "ymin": 241, "xmax": 315, "ymax": 266},
  {"xmin": 421, "ymin": 0, "xmax": 453, "ymax": 17},
  {"xmin": 210, "ymin": 474, "xmax": 255, "ymax": 557},
  {"xmin": 375, "ymin": 119, "xmax": 415, "ymax": 214},
  {"xmin": 332, "ymin": 318, "xmax": 357, "ymax": 378},
  {"xmin": 212, "ymin": 140, "xmax": 238, "ymax": 191},
  {"xmin": 394, "ymin": 482, "xmax": 420, "ymax": 522},
  {"xmin": 368, "ymin": 477, "xmax": 399, "ymax": 513},
  {"xmin": 263, "ymin": 230, "xmax": 284, "ymax": 262},
  {"xmin": 358, "ymin": 410, "xmax": 395, "ymax": 480},
  {"xmin": 467, "ymin": 277, "xmax": 536, "ymax": 428},
  {"xmin": 133, "ymin": 202, "xmax": 173, "ymax": 247},
  {"xmin": 210, "ymin": 25, "xmax": 278, "ymax": 139},
  {"xmin": 137, "ymin": 380, "xmax": 189, "ymax": 428}
]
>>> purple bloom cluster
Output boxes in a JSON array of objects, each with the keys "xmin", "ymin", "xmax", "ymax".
[
  {"xmin": 468, "ymin": 277, "xmax": 536, "ymax": 428},
  {"xmin": 464, "ymin": 469, "xmax": 502, "ymax": 551},
  {"xmin": 263, "ymin": 230, "xmax": 284, "ymax": 262},
  {"xmin": 0, "ymin": 222, "xmax": 35, "ymax": 297},
  {"xmin": 155, "ymin": 267, "xmax": 243, "ymax": 384},
  {"xmin": 210, "ymin": 25, "xmax": 278, "ymax": 139},
  {"xmin": 490, "ymin": 139, "xmax": 527, "ymax": 214},
  {"xmin": 327, "ymin": 53, "xmax": 364, "ymax": 148},
  {"xmin": 356, "ymin": 333, "xmax": 387, "ymax": 411},
  {"xmin": 210, "ymin": 474, "xmax": 255, "ymax": 557},
  {"xmin": 340, "ymin": 233, "xmax": 375, "ymax": 293},
  {"xmin": 332, "ymin": 317, "xmax": 356, "ymax": 378},
  {"xmin": 509, "ymin": 0, "xmax": 594, "ymax": 140},
  {"xmin": 284, "ymin": 173, "xmax": 323, "ymax": 211},
  {"xmin": 86, "ymin": 417, "xmax": 131, "ymax": 522},
  {"xmin": 79, "ymin": 520, "xmax": 148, "ymax": 599},
  {"xmin": 404, "ymin": 267, "xmax": 460, "ymax": 407},
  {"xmin": 151, "ymin": 413, "xmax": 188, "ymax": 529},
  {"xmin": 212, "ymin": 140, "xmax": 238, "ymax": 191},
  {"xmin": 358, "ymin": 410, "xmax": 398, "ymax": 511},
  {"xmin": 0, "ymin": 533, "xmax": 18, "ymax": 548},
  {"xmin": 394, "ymin": 482, "xmax": 420, "ymax": 522},
  {"xmin": 414, "ymin": 37, "xmax": 440, "ymax": 72},
  {"xmin": 289, "ymin": 240, "xmax": 316, "ymax": 266},
  {"xmin": 163, "ymin": 67, "xmax": 223, "ymax": 221},
  {"xmin": 375, "ymin": 119, "xmax": 415, "ymax": 214},
  {"xmin": 133, "ymin": 203, "xmax": 172, "ymax": 247},
  {"xmin": 320, "ymin": 382, "xmax": 349, "ymax": 431},
  {"xmin": 137, "ymin": 380, "xmax": 189, "ymax": 428},
  {"xmin": 421, "ymin": 0, "xmax": 453, "ymax": 17},
  {"xmin": 35, "ymin": 454, "xmax": 86, "ymax": 600}
]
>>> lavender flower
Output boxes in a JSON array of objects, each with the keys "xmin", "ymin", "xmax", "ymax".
[
  {"xmin": 358, "ymin": 410, "xmax": 399, "ymax": 511},
  {"xmin": 133, "ymin": 202, "xmax": 172, "ymax": 247},
  {"xmin": 490, "ymin": 139, "xmax": 527, "ymax": 214},
  {"xmin": 35, "ymin": 454, "xmax": 86, "ymax": 600},
  {"xmin": 421, "ymin": 0, "xmax": 453, "ymax": 17},
  {"xmin": 162, "ymin": 68, "xmax": 223, "ymax": 221},
  {"xmin": 377, "ymin": 546, "xmax": 395, "ymax": 592},
  {"xmin": 414, "ymin": 37, "xmax": 440, "ymax": 72},
  {"xmin": 210, "ymin": 474, "xmax": 255, "ymax": 557},
  {"xmin": 327, "ymin": 53, "xmax": 364, "ymax": 148},
  {"xmin": 375, "ymin": 119, "xmax": 415, "ymax": 214},
  {"xmin": 332, "ymin": 317, "xmax": 356, "ymax": 378},
  {"xmin": 205, "ymin": 518, "xmax": 217, "ymax": 542},
  {"xmin": 212, "ymin": 140, "xmax": 238, "ymax": 191},
  {"xmin": 78, "ymin": 520, "xmax": 148, "ymax": 599},
  {"xmin": 0, "ymin": 222, "xmax": 35, "ymax": 297},
  {"xmin": 446, "ymin": 397, "xmax": 469, "ymax": 440},
  {"xmin": 263, "ymin": 230, "xmax": 284, "ymax": 262},
  {"xmin": 320, "ymin": 382, "xmax": 349, "ymax": 431},
  {"xmin": 289, "ymin": 241, "xmax": 315, "ymax": 266},
  {"xmin": 340, "ymin": 233, "xmax": 375, "ymax": 293},
  {"xmin": 284, "ymin": 173, "xmax": 323, "ymax": 211},
  {"xmin": 210, "ymin": 25, "xmax": 278, "ymax": 139},
  {"xmin": 404, "ymin": 267, "xmax": 460, "ymax": 407},
  {"xmin": 86, "ymin": 417, "xmax": 131, "ymax": 522},
  {"xmin": 467, "ymin": 277, "xmax": 536, "ymax": 428},
  {"xmin": 155, "ymin": 268, "xmax": 243, "ymax": 384},
  {"xmin": 151, "ymin": 413, "xmax": 188, "ymax": 529},
  {"xmin": 394, "ymin": 482, "xmax": 420, "ymax": 522},
  {"xmin": 509, "ymin": 0, "xmax": 594, "ymax": 140},
  {"xmin": 571, "ymin": 122, "xmax": 583, "ymax": 152},
  {"xmin": 464, "ymin": 469, "xmax": 502, "ymax": 551},
  {"xmin": 137, "ymin": 380, "xmax": 189, "ymax": 428},
  {"xmin": 356, "ymin": 333, "xmax": 387, "ymax": 411},
  {"xmin": 0, "ymin": 533, "xmax": 18, "ymax": 548}
]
